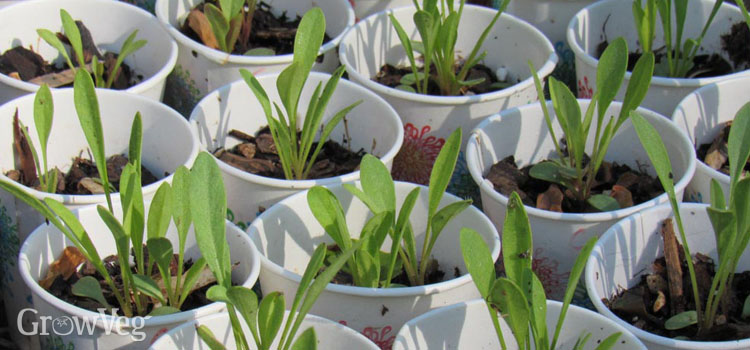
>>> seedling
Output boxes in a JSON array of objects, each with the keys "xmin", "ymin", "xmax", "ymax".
[
  {"xmin": 528, "ymin": 37, "xmax": 655, "ymax": 212},
  {"xmin": 0, "ymin": 71, "xmax": 216, "ymax": 318},
  {"xmin": 389, "ymin": 0, "xmax": 511, "ymax": 96},
  {"xmin": 460, "ymin": 192, "xmax": 619, "ymax": 350},
  {"xmin": 630, "ymin": 102, "xmax": 750, "ymax": 335},
  {"xmin": 201, "ymin": 0, "xmax": 257, "ymax": 54},
  {"xmin": 307, "ymin": 128, "xmax": 470, "ymax": 287},
  {"xmin": 631, "ymin": 0, "xmax": 725, "ymax": 77},
  {"xmin": 737, "ymin": 0, "xmax": 750, "ymax": 30},
  {"xmin": 12, "ymin": 84, "xmax": 58, "ymax": 193},
  {"xmin": 241, "ymin": 8, "xmax": 361, "ymax": 180},
  {"xmin": 195, "ymin": 232, "xmax": 366, "ymax": 350},
  {"xmin": 37, "ymin": 9, "xmax": 146, "ymax": 89}
]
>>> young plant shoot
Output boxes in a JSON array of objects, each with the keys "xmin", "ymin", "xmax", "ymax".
[
  {"xmin": 0, "ymin": 70, "xmax": 210, "ymax": 318},
  {"xmin": 389, "ymin": 0, "xmax": 512, "ymax": 96},
  {"xmin": 37, "ymin": 9, "xmax": 146, "ymax": 88},
  {"xmin": 195, "ymin": 223, "xmax": 367, "ymax": 350},
  {"xmin": 460, "ymin": 193, "xmax": 620, "ymax": 350},
  {"xmin": 12, "ymin": 83, "xmax": 58, "ymax": 193},
  {"xmin": 632, "ymin": 0, "xmax": 725, "ymax": 77},
  {"xmin": 307, "ymin": 128, "xmax": 470, "ymax": 287},
  {"xmin": 528, "ymin": 37, "xmax": 655, "ymax": 212},
  {"xmin": 630, "ymin": 102, "xmax": 750, "ymax": 335},
  {"xmin": 200, "ymin": 0, "xmax": 258, "ymax": 54},
  {"xmin": 240, "ymin": 7, "xmax": 361, "ymax": 180}
]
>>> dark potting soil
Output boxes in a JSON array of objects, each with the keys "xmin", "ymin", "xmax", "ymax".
[
  {"xmin": 721, "ymin": 22, "xmax": 750, "ymax": 71},
  {"xmin": 595, "ymin": 37, "xmax": 737, "ymax": 79},
  {"xmin": 326, "ymin": 244, "xmax": 451, "ymax": 287},
  {"xmin": 5, "ymin": 154, "xmax": 159, "ymax": 195},
  {"xmin": 214, "ymin": 127, "xmax": 366, "ymax": 180},
  {"xmin": 0, "ymin": 21, "xmax": 141, "ymax": 89},
  {"xmin": 373, "ymin": 62, "xmax": 514, "ymax": 96},
  {"xmin": 180, "ymin": 1, "xmax": 332, "ymax": 56},
  {"xmin": 43, "ymin": 247, "xmax": 219, "ymax": 315},
  {"xmin": 605, "ymin": 218, "xmax": 750, "ymax": 341},
  {"xmin": 486, "ymin": 155, "xmax": 664, "ymax": 213},
  {"xmin": 696, "ymin": 121, "xmax": 750, "ymax": 176}
]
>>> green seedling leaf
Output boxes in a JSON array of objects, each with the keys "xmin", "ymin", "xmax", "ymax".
[
  {"xmin": 428, "ymin": 128, "xmax": 461, "ymax": 217},
  {"xmin": 258, "ymin": 291, "xmax": 285, "ymax": 348},
  {"xmin": 308, "ymin": 186, "xmax": 351, "ymax": 250},
  {"xmin": 596, "ymin": 37, "xmax": 628, "ymax": 120},
  {"xmin": 710, "ymin": 178, "xmax": 726, "ymax": 211},
  {"xmin": 60, "ymin": 9, "xmax": 85, "ymax": 68},
  {"xmin": 196, "ymin": 325, "xmax": 227, "ymax": 350},
  {"xmin": 354, "ymin": 249, "xmax": 379, "ymax": 288},
  {"xmin": 245, "ymin": 47, "xmax": 275, "ymax": 56},
  {"xmin": 358, "ymin": 154, "xmax": 396, "ymax": 214},
  {"xmin": 552, "ymin": 236, "xmax": 598, "ymax": 350},
  {"xmin": 587, "ymin": 194, "xmax": 620, "ymax": 212},
  {"xmin": 73, "ymin": 69, "xmax": 112, "ymax": 210},
  {"xmin": 147, "ymin": 183, "xmax": 173, "ymax": 240},
  {"xmin": 171, "ymin": 166, "xmax": 192, "ymax": 251},
  {"xmin": 291, "ymin": 327, "xmax": 317, "ymax": 350},
  {"xmin": 743, "ymin": 295, "xmax": 750, "ymax": 319},
  {"xmin": 179, "ymin": 257, "xmax": 208, "ymax": 304},
  {"xmin": 395, "ymin": 85, "xmax": 416, "ymax": 93},
  {"xmin": 204, "ymin": 4, "xmax": 229, "ymax": 52},
  {"xmin": 106, "ymin": 31, "xmax": 146, "ymax": 88},
  {"xmin": 502, "ymin": 192, "xmax": 534, "ymax": 303},
  {"xmin": 491, "ymin": 278, "xmax": 530, "ymax": 348},
  {"xmin": 665, "ymin": 310, "xmax": 698, "ymax": 330},
  {"xmin": 147, "ymin": 238, "xmax": 174, "ymax": 280},
  {"xmin": 149, "ymin": 306, "xmax": 181, "ymax": 316},
  {"xmin": 529, "ymin": 161, "xmax": 577, "ymax": 187},
  {"xmin": 189, "ymin": 152, "xmax": 231, "ymax": 287},
  {"xmin": 226, "ymin": 286, "xmax": 260, "ymax": 345},
  {"xmin": 33, "ymin": 84, "xmax": 53, "ymax": 170},
  {"xmin": 128, "ymin": 112, "xmax": 142, "ymax": 173},
  {"xmin": 617, "ymin": 52, "xmax": 654, "ymax": 128},
  {"xmin": 428, "ymin": 199, "xmax": 471, "ymax": 253},
  {"xmin": 37, "ymin": 29, "xmax": 75, "ymax": 70},
  {"xmin": 399, "ymin": 72, "xmax": 426, "ymax": 86},
  {"xmin": 460, "ymin": 228, "xmax": 494, "ymax": 299},
  {"xmin": 132, "ymin": 274, "xmax": 167, "ymax": 305},
  {"xmin": 72, "ymin": 276, "xmax": 111, "ymax": 309},
  {"xmin": 728, "ymin": 103, "xmax": 750, "ymax": 190},
  {"xmin": 206, "ymin": 285, "xmax": 229, "ymax": 303},
  {"xmin": 595, "ymin": 332, "xmax": 622, "ymax": 350},
  {"xmin": 278, "ymin": 244, "xmax": 327, "ymax": 349},
  {"xmin": 283, "ymin": 239, "xmax": 366, "ymax": 350},
  {"xmin": 549, "ymin": 77, "xmax": 583, "ymax": 168}
]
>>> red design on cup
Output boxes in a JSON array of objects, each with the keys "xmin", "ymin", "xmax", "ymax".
[
  {"xmin": 362, "ymin": 325, "xmax": 396, "ymax": 350},
  {"xmin": 391, "ymin": 123, "xmax": 446, "ymax": 185},
  {"xmin": 578, "ymin": 76, "xmax": 593, "ymax": 99},
  {"xmin": 150, "ymin": 327, "xmax": 169, "ymax": 345}
]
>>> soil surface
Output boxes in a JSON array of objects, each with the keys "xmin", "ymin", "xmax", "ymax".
[
  {"xmin": 605, "ymin": 218, "xmax": 750, "ymax": 341},
  {"xmin": 486, "ymin": 155, "xmax": 664, "ymax": 213},
  {"xmin": 696, "ymin": 121, "xmax": 750, "ymax": 176},
  {"xmin": 595, "ymin": 39, "xmax": 735, "ymax": 79},
  {"xmin": 6, "ymin": 154, "xmax": 158, "ymax": 195},
  {"xmin": 180, "ymin": 1, "xmax": 331, "ymax": 56},
  {"xmin": 214, "ymin": 127, "xmax": 365, "ymax": 180},
  {"xmin": 326, "ymin": 244, "xmax": 452, "ymax": 287},
  {"xmin": 43, "ymin": 246, "xmax": 217, "ymax": 315},
  {"xmin": 721, "ymin": 22, "xmax": 750, "ymax": 71},
  {"xmin": 373, "ymin": 62, "xmax": 513, "ymax": 96},
  {"xmin": 0, "ymin": 21, "xmax": 140, "ymax": 89}
]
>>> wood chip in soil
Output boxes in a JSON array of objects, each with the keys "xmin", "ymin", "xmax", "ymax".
[{"xmin": 697, "ymin": 121, "xmax": 750, "ymax": 176}]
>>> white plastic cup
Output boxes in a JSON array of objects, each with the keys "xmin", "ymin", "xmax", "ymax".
[
  {"xmin": 248, "ymin": 181, "xmax": 500, "ymax": 350},
  {"xmin": 568, "ymin": 0, "xmax": 750, "ymax": 117},
  {"xmin": 0, "ymin": 0, "xmax": 177, "ymax": 103},
  {"xmin": 586, "ymin": 203, "xmax": 750, "ymax": 349},
  {"xmin": 466, "ymin": 100, "xmax": 696, "ymax": 300},
  {"xmin": 190, "ymin": 72, "xmax": 404, "ymax": 229},
  {"xmin": 155, "ymin": 0, "xmax": 354, "ymax": 96}
]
